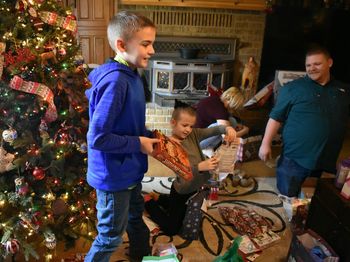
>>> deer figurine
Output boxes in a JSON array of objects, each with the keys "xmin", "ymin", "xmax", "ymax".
[
  {"xmin": 241, "ymin": 56, "xmax": 259, "ymax": 101},
  {"xmin": 40, "ymin": 48, "xmax": 57, "ymax": 66}
]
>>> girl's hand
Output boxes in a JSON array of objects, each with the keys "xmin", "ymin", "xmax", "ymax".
[
  {"xmin": 198, "ymin": 156, "xmax": 219, "ymax": 171},
  {"xmin": 224, "ymin": 126, "xmax": 236, "ymax": 143}
]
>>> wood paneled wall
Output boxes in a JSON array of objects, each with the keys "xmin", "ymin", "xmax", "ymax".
[{"xmin": 67, "ymin": 0, "xmax": 116, "ymax": 64}]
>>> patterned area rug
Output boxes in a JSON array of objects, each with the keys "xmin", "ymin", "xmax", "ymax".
[{"xmin": 110, "ymin": 176, "xmax": 292, "ymax": 262}]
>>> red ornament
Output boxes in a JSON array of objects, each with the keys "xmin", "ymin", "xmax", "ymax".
[
  {"xmin": 32, "ymin": 167, "xmax": 45, "ymax": 180},
  {"xmin": 27, "ymin": 144, "xmax": 39, "ymax": 155},
  {"xmin": 5, "ymin": 239, "xmax": 20, "ymax": 254},
  {"xmin": 58, "ymin": 48, "xmax": 66, "ymax": 56},
  {"xmin": 67, "ymin": 14, "xmax": 76, "ymax": 20},
  {"xmin": 16, "ymin": 1, "xmax": 25, "ymax": 11}
]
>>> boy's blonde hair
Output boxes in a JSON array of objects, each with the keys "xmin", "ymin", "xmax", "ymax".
[
  {"xmin": 220, "ymin": 86, "xmax": 245, "ymax": 110},
  {"xmin": 107, "ymin": 11, "xmax": 156, "ymax": 52}
]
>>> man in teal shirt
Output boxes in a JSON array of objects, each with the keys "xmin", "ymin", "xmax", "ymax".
[{"xmin": 259, "ymin": 46, "xmax": 350, "ymax": 197}]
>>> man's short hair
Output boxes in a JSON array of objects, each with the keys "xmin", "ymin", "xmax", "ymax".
[
  {"xmin": 306, "ymin": 44, "xmax": 331, "ymax": 59},
  {"xmin": 107, "ymin": 11, "xmax": 156, "ymax": 52}
]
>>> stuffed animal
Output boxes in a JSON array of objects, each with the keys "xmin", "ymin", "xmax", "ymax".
[{"xmin": 241, "ymin": 56, "xmax": 259, "ymax": 101}]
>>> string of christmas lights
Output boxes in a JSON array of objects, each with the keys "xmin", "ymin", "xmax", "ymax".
[{"xmin": 0, "ymin": 0, "xmax": 95, "ymax": 261}]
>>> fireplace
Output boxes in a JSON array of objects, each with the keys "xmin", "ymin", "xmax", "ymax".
[{"xmin": 145, "ymin": 37, "xmax": 237, "ymax": 106}]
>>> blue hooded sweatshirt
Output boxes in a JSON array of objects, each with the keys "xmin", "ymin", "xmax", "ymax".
[{"xmin": 85, "ymin": 61, "xmax": 150, "ymax": 191}]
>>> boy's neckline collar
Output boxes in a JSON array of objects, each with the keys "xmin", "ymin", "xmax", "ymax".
[{"xmin": 114, "ymin": 54, "xmax": 129, "ymax": 67}]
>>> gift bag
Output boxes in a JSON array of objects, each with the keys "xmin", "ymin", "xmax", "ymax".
[
  {"xmin": 178, "ymin": 188, "xmax": 210, "ymax": 240},
  {"xmin": 213, "ymin": 236, "xmax": 243, "ymax": 262},
  {"xmin": 142, "ymin": 254, "xmax": 179, "ymax": 262},
  {"xmin": 237, "ymin": 135, "xmax": 262, "ymax": 162}
]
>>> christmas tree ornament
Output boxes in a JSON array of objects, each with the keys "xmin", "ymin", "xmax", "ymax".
[
  {"xmin": 15, "ymin": 0, "xmax": 26, "ymax": 11},
  {"xmin": 74, "ymin": 54, "xmax": 84, "ymax": 66},
  {"xmin": 40, "ymin": 130, "xmax": 50, "ymax": 142},
  {"xmin": 32, "ymin": 17, "xmax": 44, "ymax": 31},
  {"xmin": 27, "ymin": 144, "xmax": 39, "ymax": 155},
  {"xmin": 2, "ymin": 128, "xmax": 18, "ymax": 143},
  {"xmin": 77, "ymin": 142, "xmax": 87, "ymax": 153},
  {"xmin": 66, "ymin": 14, "xmax": 76, "ymax": 21},
  {"xmin": 15, "ymin": 177, "xmax": 29, "ymax": 195},
  {"xmin": 32, "ymin": 167, "xmax": 45, "ymax": 180},
  {"xmin": 58, "ymin": 47, "xmax": 67, "ymax": 56},
  {"xmin": 28, "ymin": 6, "xmax": 37, "ymax": 17},
  {"xmin": 40, "ymin": 49, "xmax": 58, "ymax": 66},
  {"xmin": 39, "ymin": 120, "xmax": 48, "ymax": 131},
  {"xmin": 0, "ymin": 147, "xmax": 16, "ymax": 173},
  {"xmin": 89, "ymin": 190, "xmax": 96, "ymax": 200},
  {"xmin": 5, "ymin": 239, "xmax": 20, "ymax": 254},
  {"xmin": 51, "ymin": 198, "xmax": 68, "ymax": 216},
  {"xmin": 0, "ymin": 192, "xmax": 6, "ymax": 207},
  {"xmin": 46, "ymin": 176, "xmax": 61, "ymax": 191},
  {"xmin": 44, "ymin": 232, "xmax": 56, "ymax": 249},
  {"xmin": 19, "ymin": 212, "xmax": 40, "ymax": 231}
]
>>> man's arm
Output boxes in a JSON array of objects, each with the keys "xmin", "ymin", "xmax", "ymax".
[{"xmin": 259, "ymin": 118, "xmax": 282, "ymax": 162}]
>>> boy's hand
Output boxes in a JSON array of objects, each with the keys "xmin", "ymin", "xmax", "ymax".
[
  {"xmin": 224, "ymin": 126, "xmax": 236, "ymax": 143},
  {"xmin": 198, "ymin": 156, "xmax": 219, "ymax": 171},
  {"xmin": 139, "ymin": 137, "xmax": 159, "ymax": 155}
]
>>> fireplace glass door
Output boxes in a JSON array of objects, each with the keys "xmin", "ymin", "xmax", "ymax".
[
  {"xmin": 173, "ymin": 72, "xmax": 190, "ymax": 93},
  {"xmin": 155, "ymin": 70, "xmax": 170, "ymax": 91},
  {"xmin": 192, "ymin": 72, "xmax": 210, "ymax": 93}
]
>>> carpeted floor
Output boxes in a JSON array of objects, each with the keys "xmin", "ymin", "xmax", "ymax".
[
  {"xmin": 59, "ymin": 121, "xmax": 350, "ymax": 261},
  {"xmin": 107, "ymin": 175, "xmax": 292, "ymax": 262}
]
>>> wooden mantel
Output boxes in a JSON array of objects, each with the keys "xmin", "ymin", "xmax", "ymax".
[{"xmin": 119, "ymin": 0, "xmax": 267, "ymax": 11}]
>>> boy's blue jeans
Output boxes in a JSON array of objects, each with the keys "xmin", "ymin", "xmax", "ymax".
[
  {"xmin": 85, "ymin": 183, "xmax": 150, "ymax": 262},
  {"xmin": 276, "ymin": 155, "xmax": 322, "ymax": 197}
]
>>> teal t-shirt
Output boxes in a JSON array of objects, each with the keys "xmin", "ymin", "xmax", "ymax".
[{"xmin": 270, "ymin": 76, "xmax": 349, "ymax": 171}]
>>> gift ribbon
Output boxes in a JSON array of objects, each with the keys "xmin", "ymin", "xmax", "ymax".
[
  {"xmin": 9, "ymin": 75, "xmax": 57, "ymax": 123},
  {"xmin": 0, "ymin": 42, "xmax": 5, "ymax": 79},
  {"xmin": 39, "ymin": 11, "xmax": 77, "ymax": 32}
]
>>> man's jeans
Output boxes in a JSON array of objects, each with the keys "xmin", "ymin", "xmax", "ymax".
[
  {"xmin": 276, "ymin": 155, "xmax": 322, "ymax": 197},
  {"xmin": 85, "ymin": 183, "xmax": 150, "ymax": 262}
]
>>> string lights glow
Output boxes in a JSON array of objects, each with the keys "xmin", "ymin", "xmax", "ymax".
[{"xmin": 0, "ymin": 0, "xmax": 95, "ymax": 260}]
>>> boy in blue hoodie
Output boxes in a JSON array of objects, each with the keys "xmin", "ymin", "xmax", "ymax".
[{"xmin": 84, "ymin": 11, "xmax": 158, "ymax": 262}]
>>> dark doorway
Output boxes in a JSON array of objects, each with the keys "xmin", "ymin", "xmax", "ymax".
[{"xmin": 259, "ymin": 3, "xmax": 350, "ymax": 86}]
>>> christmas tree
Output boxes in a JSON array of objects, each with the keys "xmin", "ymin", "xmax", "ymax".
[{"xmin": 0, "ymin": 0, "xmax": 96, "ymax": 260}]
